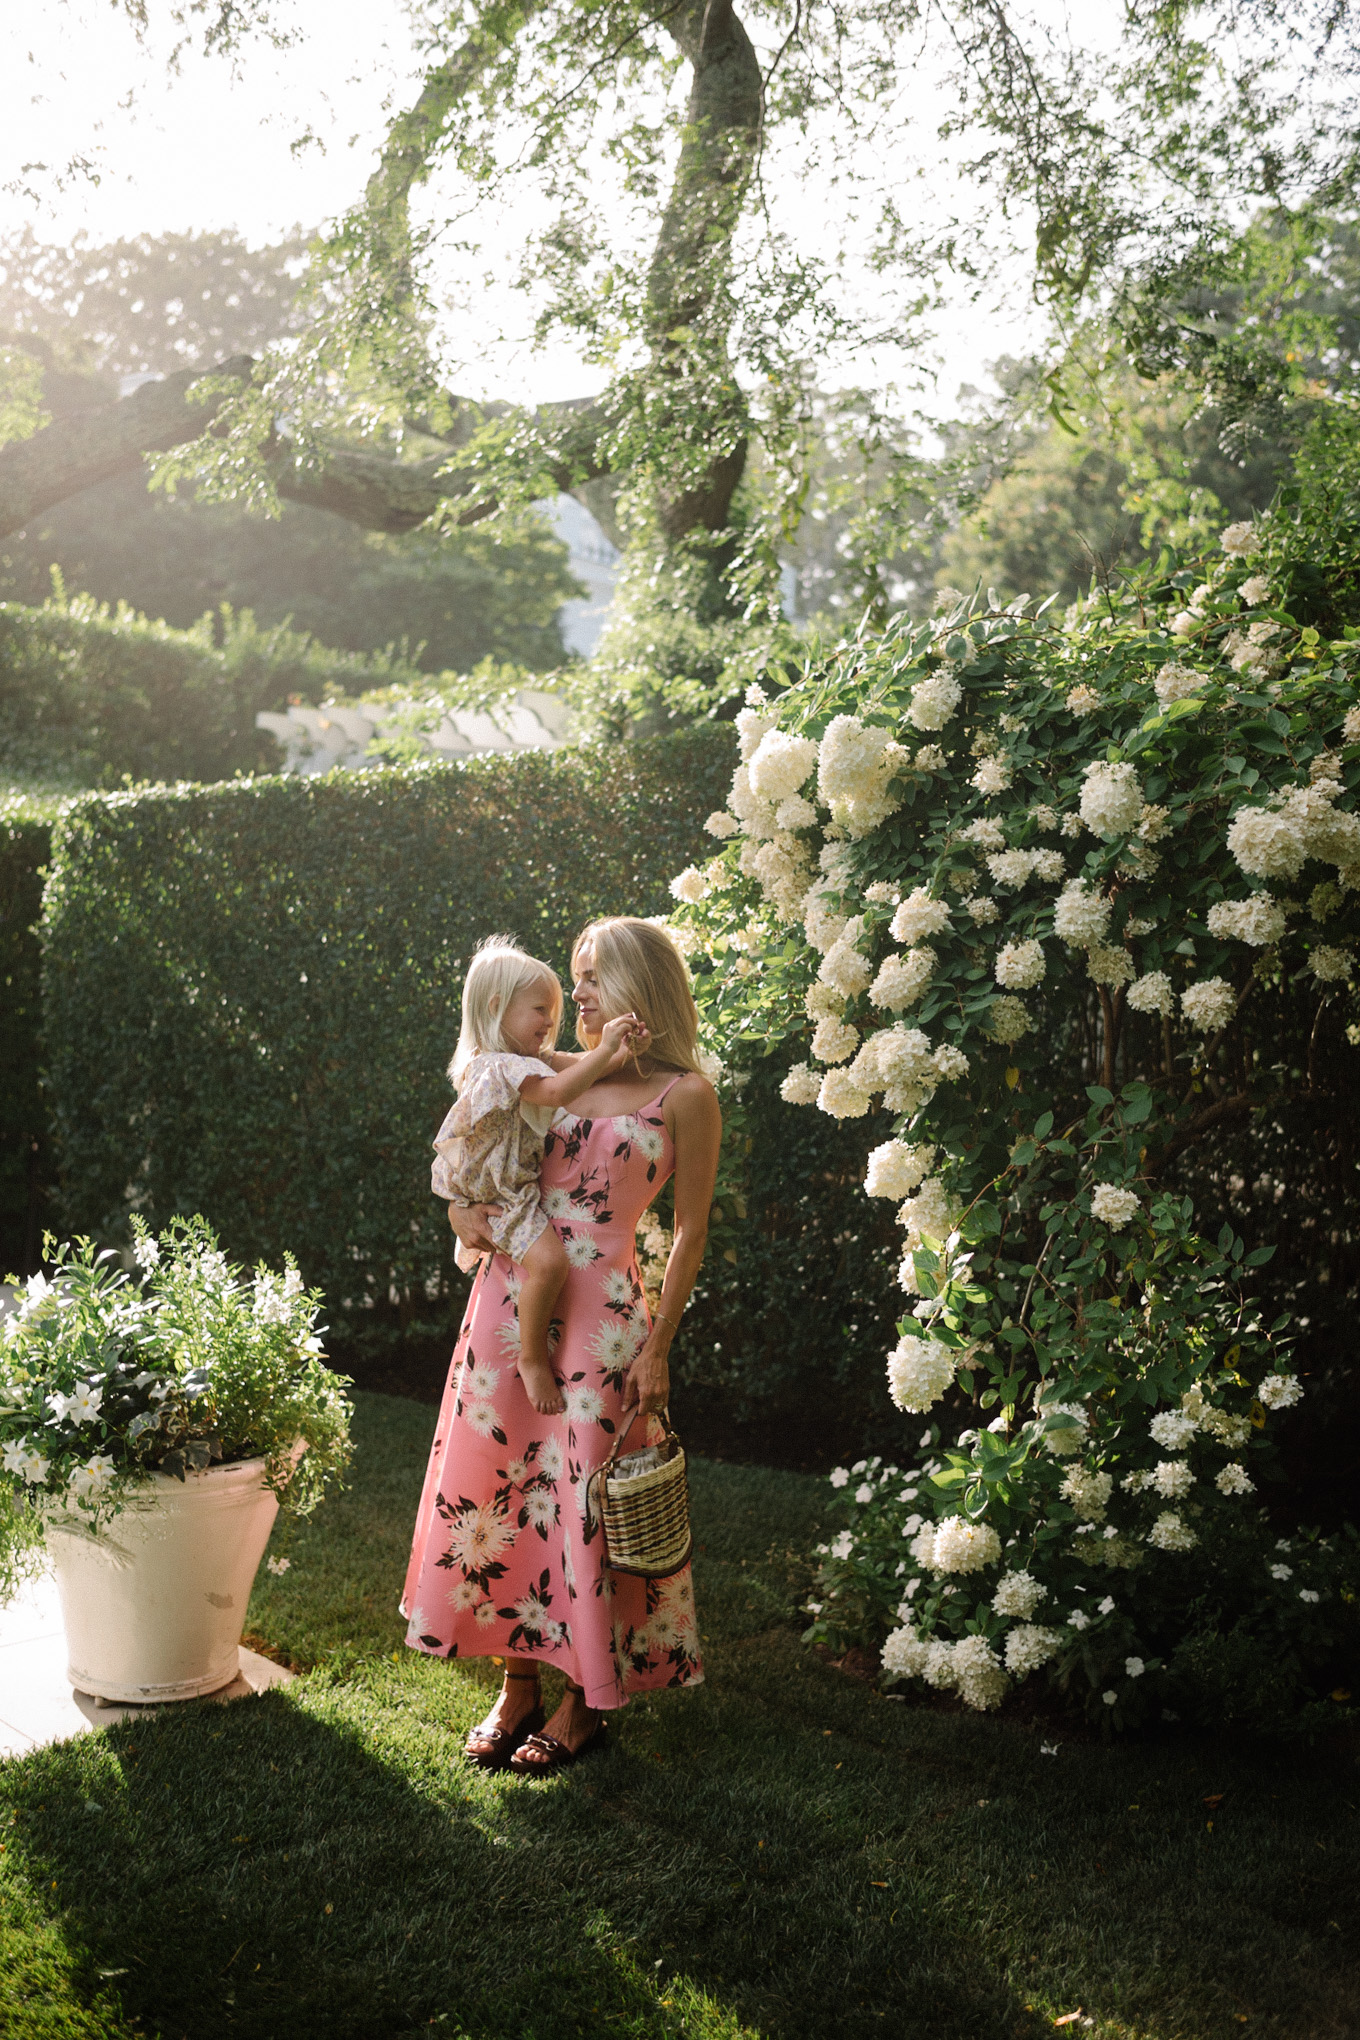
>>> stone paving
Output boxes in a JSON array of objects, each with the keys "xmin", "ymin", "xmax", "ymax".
[{"xmin": 0, "ymin": 1571, "xmax": 293, "ymax": 1757}]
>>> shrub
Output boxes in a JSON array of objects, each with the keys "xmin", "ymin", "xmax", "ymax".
[
  {"xmin": 0, "ymin": 797, "xmax": 51, "ymax": 1275},
  {"xmin": 666, "ymin": 522, "xmax": 1360, "ymax": 1726},
  {"xmin": 0, "ymin": 592, "xmax": 437, "ymax": 790},
  {"xmin": 41, "ymin": 730, "xmax": 734, "ymax": 1340}
]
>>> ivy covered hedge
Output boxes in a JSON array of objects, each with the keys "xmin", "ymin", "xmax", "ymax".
[
  {"xmin": 0, "ymin": 594, "xmax": 430, "ymax": 791},
  {"xmin": 0, "ymin": 799, "xmax": 49, "ymax": 1274},
  {"xmin": 41, "ymin": 730, "xmax": 733, "ymax": 1335}
]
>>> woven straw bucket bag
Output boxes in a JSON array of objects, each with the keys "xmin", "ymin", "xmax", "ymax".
[{"xmin": 588, "ymin": 1408, "xmax": 692, "ymax": 1579}]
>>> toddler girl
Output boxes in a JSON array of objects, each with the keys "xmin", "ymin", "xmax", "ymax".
[{"xmin": 431, "ymin": 934, "xmax": 645, "ymax": 1414}]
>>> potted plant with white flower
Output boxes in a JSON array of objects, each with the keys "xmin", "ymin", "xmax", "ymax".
[{"xmin": 0, "ymin": 1217, "xmax": 351, "ymax": 1704}]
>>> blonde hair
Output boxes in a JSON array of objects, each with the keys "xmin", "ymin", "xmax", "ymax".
[
  {"xmin": 450, "ymin": 935, "xmax": 562, "ymax": 1088},
  {"xmin": 572, "ymin": 917, "xmax": 702, "ymax": 1074}
]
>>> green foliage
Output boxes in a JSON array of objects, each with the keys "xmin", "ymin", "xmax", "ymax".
[
  {"xmin": 0, "ymin": 592, "xmax": 457, "ymax": 792},
  {"xmin": 0, "ymin": 797, "xmax": 50, "ymax": 1276},
  {"xmin": 40, "ymin": 729, "xmax": 734, "ymax": 1342},
  {"xmin": 668, "ymin": 501, "xmax": 1360, "ymax": 1724},
  {"xmin": 0, "ymin": 1220, "xmax": 352, "ymax": 1600}
]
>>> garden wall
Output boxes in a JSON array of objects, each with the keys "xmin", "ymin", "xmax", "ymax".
[{"xmin": 41, "ymin": 732, "xmax": 735, "ymax": 1336}]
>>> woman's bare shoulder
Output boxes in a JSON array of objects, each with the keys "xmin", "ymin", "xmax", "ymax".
[{"xmin": 664, "ymin": 1071, "xmax": 721, "ymax": 1126}]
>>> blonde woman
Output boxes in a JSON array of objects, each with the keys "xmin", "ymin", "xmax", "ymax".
[{"xmin": 402, "ymin": 917, "xmax": 721, "ymax": 1776}]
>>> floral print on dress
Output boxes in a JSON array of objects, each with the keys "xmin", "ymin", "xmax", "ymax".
[{"xmin": 402, "ymin": 1082, "xmax": 703, "ymax": 1709}]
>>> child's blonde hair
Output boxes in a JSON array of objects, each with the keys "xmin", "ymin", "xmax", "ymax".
[
  {"xmin": 572, "ymin": 917, "xmax": 702, "ymax": 1074},
  {"xmin": 450, "ymin": 935, "xmax": 563, "ymax": 1088}
]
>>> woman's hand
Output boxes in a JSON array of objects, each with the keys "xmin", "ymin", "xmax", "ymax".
[
  {"xmin": 448, "ymin": 1202, "xmax": 501, "ymax": 1255},
  {"xmin": 622, "ymin": 1327, "xmax": 670, "ymax": 1419}
]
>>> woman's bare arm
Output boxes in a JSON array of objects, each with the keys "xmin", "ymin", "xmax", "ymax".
[
  {"xmin": 622, "ymin": 1074, "xmax": 722, "ymax": 1417},
  {"xmin": 519, "ymin": 1015, "xmax": 642, "ymax": 1110}
]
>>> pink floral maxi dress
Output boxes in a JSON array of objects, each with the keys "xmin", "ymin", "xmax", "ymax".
[{"xmin": 401, "ymin": 1079, "xmax": 704, "ymax": 1709}]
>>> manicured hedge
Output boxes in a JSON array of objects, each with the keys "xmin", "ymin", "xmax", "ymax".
[
  {"xmin": 0, "ymin": 595, "xmax": 425, "ymax": 790},
  {"xmin": 42, "ymin": 731, "xmax": 734, "ymax": 1333},
  {"xmin": 0, "ymin": 800, "xmax": 51, "ymax": 1275}
]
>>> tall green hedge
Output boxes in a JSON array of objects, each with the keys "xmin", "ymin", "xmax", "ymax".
[
  {"xmin": 0, "ymin": 799, "xmax": 50, "ymax": 1275},
  {"xmin": 0, "ymin": 594, "xmax": 430, "ymax": 791},
  {"xmin": 42, "ymin": 731, "xmax": 734, "ymax": 1332}
]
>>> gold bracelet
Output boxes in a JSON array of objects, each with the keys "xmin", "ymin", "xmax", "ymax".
[{"xmin": 654, "ymin": 1309, "xmax": 681, "ymax": 1330}]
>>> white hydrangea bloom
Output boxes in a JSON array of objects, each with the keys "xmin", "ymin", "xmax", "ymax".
[
  {"xmin": 817, "ymin": 715, "xmax": 907, "ymax": 836},
  {"xmin": 753, "ymin": 837, "xmax": 813, "ymax": 920},
  {"xmin": 1041, "ymin": 1402, "xmax": 1088, "ymax": 1455},
  {"xmin": 727, "ymin": 761, "xmax": 779, "ymax": 841},
  {"xmin": 871, "ymin": 949, "xmax": 935, "ymax": 1009},
  {"xmin": 1053, "ymin": 879, "xmax": 1111, "ymax": 948},
  {"xmin": 928, "ymin": 1516, "xmax": 1003, "ymax": 1575},
  {"xmin": 1067, "ymin": 684, "xmax": 1101, "ymax": 716},
  {"xmin": 995, "ymin": 939, "xmax": 1046, "ymax": 989},
  {"xmin": 776, "ymin": 794, "xmax": 819, "ymax": 831},
  {"xmin": 921, "ymin": 1637, "xmax": 958, "ymax": 1688},
  {"xmin": 1148, "ymin": 1511, "xmax": 1198, "ymax": 1552},
  {"xmin": 915, "ymin": 743, "xmax": 947, "ymax": 772},
  {"xmin": 880, "ymin": 1627, "xmax": 930, "ymax": 1678},
  {"xmin": 887, "ymin": 1335, "xmax": 956, "ymax": 1413},
  {"xmin": 735, "ymin": 706, "xmax": 775, "ymax": 761},
  {"xmin": 1087, "ymin": 943, "xmax": 1135, "ymax": 989},
  {"xmin": 891, "ymin": 887, "xmax": 951, "ymax": 945},
  {"xmin": 1200, "ymin": 1406, "xmax": 1253, "ymax": 1448},
  {"xmin": 987, "ymin": 849, "xmax": 1037, "ymax": 890},
  {"xmin": 908, "ymin": 670, "xmax": 963, "ymax": 731},
  {"xmin": 864, "ymin": 880, "xmax": 900, "ymax": 906},
  {"xmin": 1150, "ymin": 1410, "xmax": 1197, "ymax": 1450},
  {"xmin": 1061, "ymin": 1466, "xmax": 1113, "ymax": 1520},
  {"xmin": 1181, "ymin": 978, "xmax": 1237, "ymax": 1032},
  {"xmin": 1138, "ymin": 804, "xmax": 1172, "ymax": 843},
  {"xmin": 705, "ymin": 811, "xmax": 739, "ymax": 839},
  {"xmin": 1126, "ymin": 970, "xmax": 1174, "ymax": 1016},
  {"xmin": 1207, "ymin": 896, "xmax": 1286, "ymax": 946},
  {"xmin": 1216, "ymin": 1463, "xmax": 1254, "ymax": 1496},
  {"xmin": 967, "ymin": 895, "xmax": 1001, "ymax": 925},
  {"xmin": 819, "ymin": 926, "xmax": 873, "ymax": 998},
  {"xmin": 865, "ymin": 1139, "xmax": 937, "ymax": 1199},
  {"xmin": 1259, "ymin": 1373, "xmax": 1303, "ymax": 1409},
  {"xmin": 992, "ymin": 1570, "xmax": 1047, "ymax": 1618},
  {"xmin": 1226, "ymin": 804, "xmax": 1307, "ymax": 881},
  {"xmin": 1060, "ymin": 811, "xmax": 1084, "ymax": 838},
  {"xmin": 988, "ymin": 995, "xmax": 1031, "ymax": 1043},
  {"xmin": 896, "ymin": 1176, "xmax": 956, "ymax": 1246},
  {"xmin": 1170, "ymin": 610, "xmax": 1200, "ymax": 637},
  {"xmin": 1310, "ymin": 944, "xmax": 1354, "ymax": 982},
  {"xmin": 960, "ymin": 817, "xmax": 1006, "ymax": 851},
  {"xmin": 1154, "ymin": 662, "xmax": 1206, "ymax": 708},
  {"xmin": 1080, "ymin": 761, "xmax": 1144, "ymax": 839},
  {"xmin": 1240, "ymin": 574, "xmax": 1271, "ymax": 606},
  {"xmin": 667, "ymin": 869, "xmax": 707, "ymax": 912},
  {"xmin": 780, "ymin": 1063, "xmax": 822, "ymax": 1106},
  {"xmin": 748, "ymin": 729, "xmax": 819, "ymax": 804},
  {"xmin": 1220, "ymin": 519, "xmax": 1261, "ymax": 558},
  {"xmin": 952, "ymin": 1634, "xmax": 1010, "ymax": 1711},
  {"xmin": 1032, "ymin": 848, "xmax": 1065, "ymax": 881},
  {"xmin": 1343, "ymin": 705, "xmax": 1360, "ymax": 744},
  {"xmin": 852, "ymin": 1024, "xmax": 941, "ymax": 1115},
  {"xmin": 811, "ymin": 1016, "xmax": 860, "ymax": 1065},
  {"xmin": 972, "ymin": 756, "xmax": 1012, "ymax": 795},
  {"xmin": 932, "ymin": 1043, "xmax": 969, "ymax": 1081},
  {"xmin": 803, "ymin": 886, "xmax": 848, "ymax": 955},
  {"xmin": 806, "ymin": 981, "xmax": 846, "ymax": 1021},
  {"xmin": 1030, "ymin": 803, "xmax": 1059, "ymax": 830},
  {"xmin": 1004, "ymin": 1624, "xmax": 1063, "ymax": 1676},
  {"xmin": 1091, "ymin": 1184, "xmax": 1141, "ymax": 1228},
  {"xmin": 817, "ymin": 1067, "xmax": 873, "ymax": 1118},
  {"xmin": 1151, "ymin": 1459, "xmax": 1194, "ymax": 1499}
]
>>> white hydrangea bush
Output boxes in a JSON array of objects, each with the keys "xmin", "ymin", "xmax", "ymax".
[{"xmin": 672, "ymin": 532, "xmax": 1360, "ymax": 1724}]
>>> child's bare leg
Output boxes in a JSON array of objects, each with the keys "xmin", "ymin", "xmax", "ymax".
[{"xmin": 515, "ymin": 1230, "xmax": 568, "ymax": 1414}]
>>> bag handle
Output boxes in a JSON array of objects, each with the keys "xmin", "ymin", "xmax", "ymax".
[{"xmin": 598, "ymin": 1404, "xmax": 679, "ymax": 1479}]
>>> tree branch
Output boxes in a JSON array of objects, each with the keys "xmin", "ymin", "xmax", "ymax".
[{"xmin": 1145, "ymin": 1092, "xmax": 1253, "ymax": 1180}]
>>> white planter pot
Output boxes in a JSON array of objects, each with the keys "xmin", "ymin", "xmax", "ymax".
[{"xmin": 45, "ymin": 1457, "xmax": 280, "ymax": 1704}]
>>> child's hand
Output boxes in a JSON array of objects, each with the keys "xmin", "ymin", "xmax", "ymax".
[{"xmin": 599, "ymin": 1012, "xmax": 641, "ymax": 1068}]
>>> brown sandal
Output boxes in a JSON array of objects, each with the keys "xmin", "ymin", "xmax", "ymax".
[
  {"xmin": 463, "ymin": 1670, "xmax": 544, "ymax": 1772},
  {"xmin": 507, "ymin": 1680, "xmax": 607, "ymax": 1777}
]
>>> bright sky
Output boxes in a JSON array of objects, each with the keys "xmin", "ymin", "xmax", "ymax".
[{"xmin": 0, "ymin": 0, "xmax": 1097, "ymax": 417}]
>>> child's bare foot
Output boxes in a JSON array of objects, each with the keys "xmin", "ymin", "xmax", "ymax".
[{"xmin": 518, "ymin": 1356, "xmax": 565, "ymax": 1415}]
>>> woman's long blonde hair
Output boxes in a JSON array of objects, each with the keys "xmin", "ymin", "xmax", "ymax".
[
  {"xmin": 573, "ymin": 917, "xmax": 702, "ymax": 1074},
  {"xmin": 449, "ymin": 934, "xmax": 562, "ymax": 1088}
]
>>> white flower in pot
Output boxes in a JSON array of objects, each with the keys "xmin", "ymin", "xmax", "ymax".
[{"xmin": 0, "ymin": 1217, "xmax": 352, "ymax": 1704}]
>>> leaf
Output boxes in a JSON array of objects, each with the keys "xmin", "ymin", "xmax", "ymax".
[
  {"xmin": 1004, "ymin": 1066, "xmax": 1020, "ymax": 1089},
  {"xmin": 1085, "ymin": 1085, "xmax": 1114, "ymax": 1108}
]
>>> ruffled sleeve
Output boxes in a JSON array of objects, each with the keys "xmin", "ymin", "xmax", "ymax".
[{"xmin": 449, "ymin": 1052, "xmax": 554, "ymax": 1135}]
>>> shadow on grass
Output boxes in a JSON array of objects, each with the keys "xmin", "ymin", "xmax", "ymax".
[{"xmin": 0, "ymin": 1395, "xmax": 1355, "ymax": 2040}]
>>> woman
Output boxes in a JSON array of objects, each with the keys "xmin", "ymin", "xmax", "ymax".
[{"xmin": 401, "ymin": 916, "xmax": 722, "ymax": 1776}]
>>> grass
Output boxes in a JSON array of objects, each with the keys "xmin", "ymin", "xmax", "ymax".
[{"xmin": 0, "ymin": 1391, "xmax": 1355, "ymax": 2040}]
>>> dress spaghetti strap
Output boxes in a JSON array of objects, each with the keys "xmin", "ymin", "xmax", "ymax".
[{"xmin": 646, "ymin": 1072, "xmax": 688, "ymax": 1112}]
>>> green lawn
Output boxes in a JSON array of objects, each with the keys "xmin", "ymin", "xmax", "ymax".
[{"xmin": 0, "ymin": 1392, "xmax": 1355, "ymax": 2040}]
